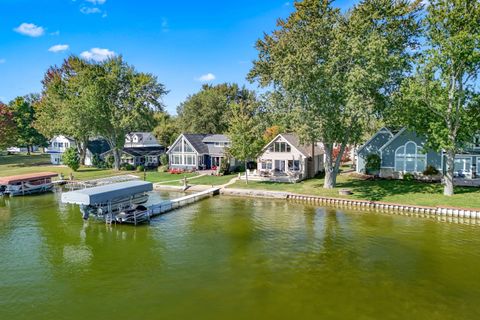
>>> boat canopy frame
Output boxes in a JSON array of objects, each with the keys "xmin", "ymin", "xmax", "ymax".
[{"xmin": 61, "ymin": 181, "xmax": 153, "ymax": 206}]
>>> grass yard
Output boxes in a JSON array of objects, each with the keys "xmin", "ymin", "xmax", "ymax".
[
  {"xmin": 144, "ymin": 171, "xmax": 198, "ymax": 183},
  {"xmin": 229, "ymin": 173, "xmax": 480, "ymax": 209},
  {"xmin": 163, "ymin": 173, "xmax": 237, "ymax": 186},
  {"xmin": 0, "ymin": 153, "xmax": 126, "ymax": 180}
]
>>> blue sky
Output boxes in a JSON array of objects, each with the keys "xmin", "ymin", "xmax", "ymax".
[{"xmin": 0, "ymin": 0, "xmax": 353, "ymax": 114}]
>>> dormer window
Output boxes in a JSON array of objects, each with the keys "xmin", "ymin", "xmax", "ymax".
[
  {"xmin": 474, "ymin": 135, "xmax": 480, "ymax": 148},
  {"xmin": 269, "ymin": 142, "xmax": 291, "ymax": 152}
]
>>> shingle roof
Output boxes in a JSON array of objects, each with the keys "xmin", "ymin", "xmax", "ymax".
[
  {"xmin": 182, "ymin": 134, "xmax": 209, "ymax": 154},
  {"xmin": 280, "ymin": 133, "xmax": 324, "ymax": 157},
  {"xmin": 87, "ymin": 139, "xmax": 111, "ymax": 155},
  {"xmin": 201, "ymin": 134, "xmax": 230, "ymax": 143},
  {"xmin": 122, "ymin": 146, "xmax": 165, "ymax": 157}
]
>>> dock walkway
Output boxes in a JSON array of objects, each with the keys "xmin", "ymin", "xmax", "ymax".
[{"xmin": 148, "ymin": 186, "xmax": 221, "ymax": 218}]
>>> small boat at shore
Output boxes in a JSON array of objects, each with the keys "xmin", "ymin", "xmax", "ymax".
[
  {"xmin": 61, "ymin": 180, "xmax": 153, "ymax": 221},
  {"xmin": 0, "ymin": 172, "xmax": 58, "ymax": 197}
]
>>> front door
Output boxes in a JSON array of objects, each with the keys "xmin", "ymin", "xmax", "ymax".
[{"xmin": 275, "ymin": 160, "xmax": 286, "ymax": 172}]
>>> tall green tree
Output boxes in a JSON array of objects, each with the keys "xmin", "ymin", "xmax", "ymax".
[
  {"xmin": 92, "ymin": 57, "xmax": 168, "ymax": 170},
  {"xmin": 10, "ymin": 95, "xmax": 47, "ymax": 154},
  {"xmin": 176, "ymin": 83, "xmax": 256, "ymax": 133},
  {"xmin": 62, "ymin": 146, "xmax": 80, "ymax": 172},
  {"xmin": 227, "ymin": 102, "xmax": 264, "ymax": 184},
  {"xmin": 35, "ymin": 56, "xmax": 97, "ymax": 164},
  {"xmin": 152, "ymin": 112, "xmax": 180, "ymax": 147},
  {"xmin": 249, "ymin": 0, "xmax": 421, "ymax": 188},
  {"xmin": 0, "ymin": 102, "xmax": 17, "ymax": 150},
  {"xmin": 397, "ymin": 0, "xmax": 480, "ymax": 196}
]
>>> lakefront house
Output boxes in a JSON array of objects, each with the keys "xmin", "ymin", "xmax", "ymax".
[
  {"xmin": 101, "ymin": 132, "xmax": 165, "ymax": 168},
  {"xmin": 45, "ymin": 135, "xmax": 77, "ymax": 165},
  {"xmin": 356, "ymin": 127, "xmax": 480, "ymax": 180},
  {"xmin": 251, "ymin": 133, "xmax": 325, "ymax": 182},
  {"xmin": 167, "ymin": 134, "xmax": 237, "ymax": 171}
]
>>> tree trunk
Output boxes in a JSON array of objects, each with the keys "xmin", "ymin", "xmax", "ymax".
[
  {"xmin": 112, "ymin": 148, "xmax": 122, "ymax": 171},
  {"xmin": 77, "ymin": 138, "xmax": 88, "ymax": 166},
  {"xmin": 26, "ymin": 145, "xmax": 31, "ymax": 155},
  {"xmin": 323, "ymin": 143, "xmax": 348, "ymax": 189},
  {"xmin": 444, "ymin": 150, "xmax": 455, "ymax": 196},
  {"xmin": 245, "ymin": 160, "xmax": 249, "ymax": 184},
  {"xmin": 324, "ymin": 143, "xmax": 335, "ymax": 188}
]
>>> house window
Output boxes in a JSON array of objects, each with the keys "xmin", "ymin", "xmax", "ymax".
[
  {"xmin": 184, "ymin": 140, "xmax": 194, "ymax": 152},
  {"xmin": 58, "ymin": 142, "xmax": 64, "ymax": 148},
  {"xmin": 454, "ymin": 157, "xmax": 472, "ymax": 176},
  {"xmin": 261, "ymin": 160, "xmax": 272, "ymax": 170},
  {"xmin": 185, "ymin": 154, "xmax": 196, "ymax": 165},
  {"xmin": 394, "ymin": 141, "xmax": 426, "ymax": 173},
  {"xmin": 53, "ymin": 142, "xmax": 57, "ymax": 148},
  {"xmin": 172, "ymin": 143, "xmax": 182, "ymax": 152},
  {"xmin": 171, "ymin": 155, "xmax": 182, "ymax": 165},
  {"xmin": 288, "ymin": 160, "xmax": 300, "ymax": 171},
  {"xmin": 272, "ymin": 142, "xmax": 291, "ymax": 153}
]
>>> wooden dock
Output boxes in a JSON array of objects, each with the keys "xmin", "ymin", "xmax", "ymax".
[{"xmin": 148, "ymin": 187, "xmax": 221, "ymax": 218}]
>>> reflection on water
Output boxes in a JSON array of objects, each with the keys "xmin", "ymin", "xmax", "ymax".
[{"xmin": 0, "ymin": 190, "xmax": 480, "ymax": 320}]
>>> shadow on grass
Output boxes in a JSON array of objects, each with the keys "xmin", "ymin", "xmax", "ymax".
[{"xmin": 335, "ymin": 178, "xmax": 480, "ymax": 201}]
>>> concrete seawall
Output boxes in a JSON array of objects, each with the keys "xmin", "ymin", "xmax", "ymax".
[{"xmin": 222, "ymin": 188, "xmax": 480, "ymax": 225}]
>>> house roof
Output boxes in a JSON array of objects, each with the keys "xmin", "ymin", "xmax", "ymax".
[
  {"xmin": 357, "ymin": 127, "xmax": 394, "ymax": 153},
  {"xmin": 182, "ymin": 134, "xmax": 209, "ymax": 154},
  {"xmin": 281, "ymin": 133, "xmax": 324, "ymax": 157},
  {"xmin": 122, "ymin": 146, "xmax": 165, "ymax": 157},
  {"xmin": 261, "ymin": 133, "xmax": 324, "ymax": 157},
  {"xmin": 87, "ymin": 139, "xmax": 110, "ymax": 155},
  {"xmin": 202, "ymin": 134, "xmax": 230, "ymax": 143}
]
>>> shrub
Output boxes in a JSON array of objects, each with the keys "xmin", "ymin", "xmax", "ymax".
[
  {"xmin": 160, "ymin": 154, "xmax": 168, "ymax": 166},
  {"xmin": 92, "ymin": 154, "xmax": 106, "ymax": 168},
  {"xmin": 158, "ymin": 165, "xmax": 169, "ymax": 172},
  {"xmin": 403, "ymin": 172, "xmax": 415, "ymax": 181},
  {"xmin": 137, "ymin": 165, "xmax": 145, "ymax": 172},
  {"xmin": 105, "ymin": 155, "xmax": 114, "ymax": 168},
  {"xmin": 365, "ymin": 153, "xmax": 381, "ymax": 174},
  {"xmin": 423, "ymin": 165, "xmax": 439, "ymax": 176},
  {"xmin": 234, "ymin": 165, "xmax": 246, "ymax": 173},
  {"xmin": 62, "ymin": 147, "xmax": 80, "ymax": 172},
  {"xmin": 120, "ymin": 163, "xmax": 135, "ymax": 171},
  {"xmin": 219, "ymin": 159, "xmax": 230, "ymax": 175}
]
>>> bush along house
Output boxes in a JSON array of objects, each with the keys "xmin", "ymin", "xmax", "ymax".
[
  {"xmin": 356, "ymin": 127, "xmax": 480, "ymax": 181},
  {"xmin": 101, "ymin": 132, "xmax": 165, "ymax": 168},
  {"xmin": 166, "ymin": 134, "xmax": 237, "ymax": 171},
  {"xmin": 252, "ymin": 133, "xmax": 325, "ymax": 182}
]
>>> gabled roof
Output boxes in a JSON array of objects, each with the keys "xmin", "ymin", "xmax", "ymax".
[
  {"xmin": 261, "ymin": 133, "xmax": 324, "ymax": 157},
  {"xmin": 122, "ymin": 146, "xmax": 165, "ymax": 157},
  {"xmin": 202, "ymin": 134, "xmax": 230, "ymax": 143},
  {"xmin": 167, "ymin": 133, "xmax": 229, "ymax": 155},
  {"xmin": 357, "ymin": 127, "xmax": 394, "ymax": 153},
  {"xmin": 87, "ymin": 139, "xmax": 110, "ymax": 155},
  {"xmin": 378, "ymin": 127, "xmax": 407, "ymax": 152}
]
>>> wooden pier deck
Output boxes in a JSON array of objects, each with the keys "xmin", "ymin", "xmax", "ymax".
[{"xmin": 147, "ymin": 186, "xmax": 221, "ymax": 218}]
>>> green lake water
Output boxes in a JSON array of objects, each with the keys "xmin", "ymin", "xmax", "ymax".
[{"xmin": 0, "ymin": 190, "xmax": 479, "ymax": 320}]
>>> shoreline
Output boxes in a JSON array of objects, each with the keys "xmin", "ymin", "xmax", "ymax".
[{"xmin": 154, "ymin": 183, "xmax": 480, "ymax": 223}]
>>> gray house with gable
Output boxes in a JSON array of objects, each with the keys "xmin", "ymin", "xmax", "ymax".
[
  {"xmin": 167, "ymin": 133, "xmax": 236, "ymax": 171},
  {"xmin": 357, "ymin": 127, "xmax": 480, "ymax": 179}
]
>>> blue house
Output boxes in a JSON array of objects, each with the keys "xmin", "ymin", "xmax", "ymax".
[
  {"xmin": 166, "ymin": 134, "xmax": 236, "ymax": 171},
  {"xmin": 356, "ymin": 127, "xmax": 480, "ymax": 180}
]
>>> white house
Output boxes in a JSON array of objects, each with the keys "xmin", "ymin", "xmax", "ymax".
[
  {"xmin": 254, "ymin": 133, "xmax": 325, "ymax": 182},
  {"xmin": 125, "ymin": 132, "xmax": 160, "ymax": 148},
  {"xmin": 45, "ymin": 136, "xmax": 76, "ymax": 165}
]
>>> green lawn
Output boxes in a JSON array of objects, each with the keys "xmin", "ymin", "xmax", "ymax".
[
  {"xmin": 144, "ymin": 171, "xmax": 198, "ymax": 183},
  {"xmin": 229, "ymin": 174, "xmax": 480, "ymax": 208},
  {"xmin": 164, "ymin": 173, "xmax": 237, "ymax": 186},
  {"xmin": 0, "ymin": 153, "xmax": 126, "ymax": 180}
]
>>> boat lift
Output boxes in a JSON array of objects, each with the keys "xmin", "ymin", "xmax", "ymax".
[{"xmin": 61, "ymin": 181, "xmax": 221, "ymax": 226}]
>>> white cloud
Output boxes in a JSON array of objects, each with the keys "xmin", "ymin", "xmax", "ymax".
[
  {"xmin": 0, "ymin": 59, "xmax": 5, "ymax": 64},
  {"xmin": 86, "ymin": 0, "xmax": 106, "ymax": 4},
  {"xmin": 14, "ymin": 23, "xmax": 45, "ymax": 37},
  {"xmin": 80, "ymin": 7, "xmax": 102, "ymax": 14},
  {"xmin": 80, "ymin": 48, "xmax": 115, "ymax": 61},
  {"xmin": 48, "ymin": 44, "xmax": 69, "ymax": 53},
  {"xmin": 50, "ymin": 30, "xmax": 60, "ymax": 36},
  {"xmin": 196, "ymin": 73, "xmax": 216, "ymax": 82}
]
